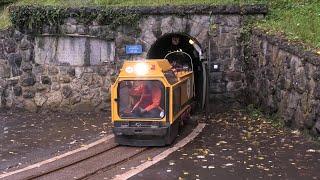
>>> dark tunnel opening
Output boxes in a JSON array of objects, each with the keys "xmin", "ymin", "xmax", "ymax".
[{"xmin": 147, "ymin": 33, "xmax": 205, "ymax": 109}]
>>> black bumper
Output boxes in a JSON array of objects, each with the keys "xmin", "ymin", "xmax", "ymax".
[
  {"xmin": 113, "ymin": 126, "xmax": 171, "ymax": 146},
  {"xmin": 113, "ymin": 126, "xmax": 168, "ymax": 136}
]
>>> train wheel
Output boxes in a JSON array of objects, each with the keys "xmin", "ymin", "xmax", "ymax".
[
  {"xmin": 165, "ymin": 121, "xmax": 179, "ymax": 145},
  {"xmin": 164, "ymin": 130, "xmax": 173, "ymax": 145},
  {"xmin": 183, "ymin": 112, "xmax": 192, "ymax": 125},
  {"xmin": 180, "ymin": 117, "xmax": 184, "ymax": 128}
]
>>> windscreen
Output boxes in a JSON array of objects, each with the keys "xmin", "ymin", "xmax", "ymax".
[{"xmin": 118, "ymin": 80, "xmax": 165, "ymax": 119}]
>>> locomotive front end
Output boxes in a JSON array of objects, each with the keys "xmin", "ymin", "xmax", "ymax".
[
  {"xmin": 111, "ymin": 59, "xmax": 194, "ymax": 146},
  {"xmin": 111, "ymin": 60, "xmax": 172, "ymax": 146}
]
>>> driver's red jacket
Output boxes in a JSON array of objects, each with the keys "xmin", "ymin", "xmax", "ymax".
[{"xmin": 130, "ymin": 83, "xmax": 162, "ymax": 112}]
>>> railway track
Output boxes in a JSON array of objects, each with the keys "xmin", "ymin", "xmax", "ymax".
[
  {"xmin": 1, "ymin": 121, "xmax": 204, "ymax": 180},
  {"xmin": 0, "ymin": 135, "xmax": 151, "ymax": 180},
  {"xmin": 35, "ymin": 145, "xmax": 150, "ymax": 180}
]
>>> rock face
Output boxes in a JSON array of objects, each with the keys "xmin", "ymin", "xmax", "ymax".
[
  {"xmin": 34, "ymin": 93, "xmax": 47, "ymax": 107},
  {"xmin": 246, "ymin": 29, "xmax": 320, "ymax": 136},
  {"xmin": 23, "ymin": 99, "xmax": 37, "ymax": 112},
  {"xmin": 0, "ymin": 61, "xmax": 10, "ymax": 78},
  {"xmin": 20, "ymin": 73, "xmax": 36, "ymax": 87}
]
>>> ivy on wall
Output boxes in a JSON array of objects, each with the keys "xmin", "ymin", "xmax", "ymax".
[
  {"xmin": 0, "ymin": 0, "xmax": 16, "ymax": 7},
  {"xmin": 9, "ymin": 6, "xmax": 141, "ymax": 34},
  {"xmin": 239, "ymin": 15, "xmax": 256, "ymax": 65}
]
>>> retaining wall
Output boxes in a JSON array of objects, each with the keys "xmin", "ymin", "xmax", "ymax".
[
  {"xmin": 0, "ymin": 28, "xmax": 116, "ymax": 112},
  {"xmin": 246, "ymin": 29, "xmax": 320, "ymax": 135}
]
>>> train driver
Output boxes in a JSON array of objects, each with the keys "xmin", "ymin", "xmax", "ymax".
[{"xmin": 130, "ymin": 81, "xmax": 163, "ymax": 118}]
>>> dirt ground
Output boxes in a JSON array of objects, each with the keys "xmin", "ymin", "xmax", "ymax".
[
  {"xmin": 0, "ymin": 110, "xmax": 112, "ymax": 173},
  {"xmin": 132, "ymin": 110, "xmax": 320, "ymax": 180},
  {"xmin": 1, "ymin": 109, "xmax": 320, "ymax": 179}
]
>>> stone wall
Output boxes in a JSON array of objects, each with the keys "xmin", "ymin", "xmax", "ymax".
[
  {"xmin": 246, "ymin": 29, "xmax": 320, "ymax": 136},
  {"xmin": 132, "ymin": 14, "xmax": 248, "ymax": 108},
  {"xmin": 0, "ymin": 28, "xmax": 33, "ymax": 109},
  {"xmin": 0, "ymin": 5, "xmax": 267, "ymax": 112},
  {"xmin": 0, "ymin": 28, "xmax": 116, "ymax": 112}
]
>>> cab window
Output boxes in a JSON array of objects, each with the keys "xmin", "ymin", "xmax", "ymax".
[{"xmin": 118, "ymin": 80, "xmax": 165, "ymax": 119}]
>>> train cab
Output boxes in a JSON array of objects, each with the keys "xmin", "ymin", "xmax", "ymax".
[{"xmin": 111, "ymin": 55, "xmax": 194, "ymax": 146}]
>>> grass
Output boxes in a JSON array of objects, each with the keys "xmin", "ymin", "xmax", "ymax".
[
  {"xmin": 0, "ymin": 0, "xmax": 319, "ymax": 50},
  {"xmin": 0, "ymin": 6, "xmax": 11, "ymax": 29},
  {"xmin": 245, "ymin": 104, "xmax": 285, "ymax": 129},
  {"xmin": 256, "ymin": 0, "xmax": 320, "ymax": 49},
  {"xmin": 14, "ymin": 0, "xmax": 263, "ymax": 7}
]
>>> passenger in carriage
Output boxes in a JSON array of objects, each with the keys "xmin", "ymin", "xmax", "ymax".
[
  {"xmin": 165, "ymin": 35, "xmax": 193, "ymax": 72},
  {"xmin": 168, "ymin": 52, "xmax": 191, "ymax": 73},
  {"xmin": 170, "ymin": 36, "xmax": 181, "ymax": 52}
]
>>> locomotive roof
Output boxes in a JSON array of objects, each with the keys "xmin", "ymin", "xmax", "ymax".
[{"xmin": 119, "ymin": 59, "xmax": 172, "ymax": 77}]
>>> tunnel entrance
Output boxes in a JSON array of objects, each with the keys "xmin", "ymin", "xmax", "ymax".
[{"xmin": 147, "ymin": 33, "xmax": 206, "ymax": 109}]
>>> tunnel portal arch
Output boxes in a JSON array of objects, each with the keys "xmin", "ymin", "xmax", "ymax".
[{"xmin": 147, "ymin": 33, "xmax": 207, "ymax": 109}]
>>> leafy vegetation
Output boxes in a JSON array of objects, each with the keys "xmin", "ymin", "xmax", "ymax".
[
  {"xmin": 245, "ymin": 104, "xmax": 284, "ymax": 129},
  {"xmin": 0, "ymin": 0, "xmax": 319, "ymax": 49},
  {"xmin": 0, "ymin": 0, "xmax": 16, "ymax": 6},
  {"xmin": 14, "ymin": 0, "xmax": 263, "ymax": 7},
  {"xmin": 9, "ymin": 6, "xmax": 142, "ymax": 33}
]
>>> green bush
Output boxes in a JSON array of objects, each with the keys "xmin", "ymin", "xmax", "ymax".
[
  {"xmin": 0, "ymin": 0, "xmax": 16, "ymax": 6},
  {"xmin": 14, "ymin": 0, "xmax": 263, "ymax": 7},
  {"xmin": 9, "ymin": 6, "xmax": 142, "ymax": 33}
]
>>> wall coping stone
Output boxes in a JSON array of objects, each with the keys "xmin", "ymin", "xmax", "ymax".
[
  {"xmin": 39, "ymin": 33, "xmax": 115, "ymax": 40},
  {"xmin": 108, "ymin": 4, "xmax": 269, "ymax": 15},
  {"xmin": 252, "ymin": 29, "xmax": 320, "ymax": 66}
]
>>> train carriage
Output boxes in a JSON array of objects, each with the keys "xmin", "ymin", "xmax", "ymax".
[{"xmin": 111, "ymin": 54, "xmax": 195, "ymax": 146}]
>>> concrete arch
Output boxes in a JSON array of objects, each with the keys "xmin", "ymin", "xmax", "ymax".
[
  {"xmin": 146, "ymin": 32, "xmax": 207, "ymax": 109},
  {"xmin": 138, "ymin": 15, "xmax": 211, "ymax": 59},
  {"xmin": 146, "ymin": 32, "xmax": 203, "ymax": 59}
]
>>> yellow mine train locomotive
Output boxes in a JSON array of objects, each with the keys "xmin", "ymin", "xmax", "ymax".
[{"xmin": 111, "ymin": 53, "xmax": 194, "ymax": 146}]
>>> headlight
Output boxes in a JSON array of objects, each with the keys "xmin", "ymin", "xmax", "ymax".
[
  {"xmin": 160, "ymin": 111, "xmax": 165, "ymax": 118},
  {"xmin": 125, "ymin": 66, "xmax": 134, "ymax": 73},
  {"xmin": 134, "ymin": 63, "xmax": 149, "ymax": 76}
]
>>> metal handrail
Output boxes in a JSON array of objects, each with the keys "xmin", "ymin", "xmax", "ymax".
[{"xmin": 164, "ymin": 50, "xmax": 194, "ymax": 72}]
